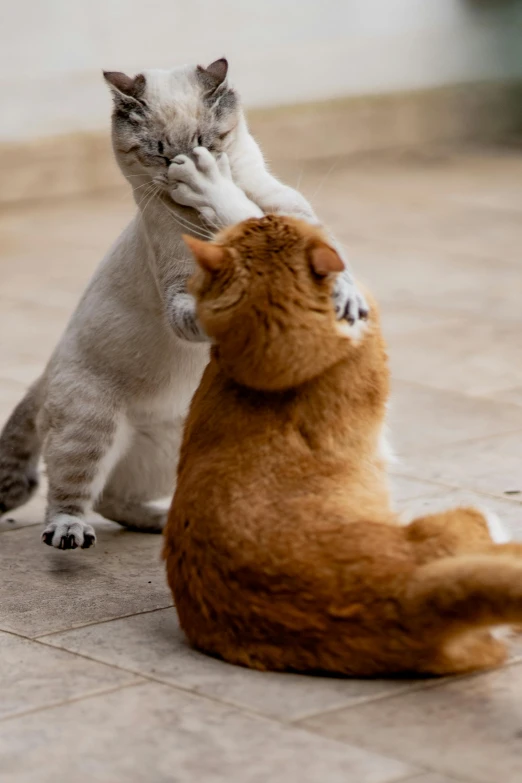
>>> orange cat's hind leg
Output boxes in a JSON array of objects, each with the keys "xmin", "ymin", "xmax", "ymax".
[
  {"xmin": 421, "ymin": 631, "xmax": 507, "ymax": 676},
  {"xmin": 406, "ymin": 506, "xmax": 512, "ymax": 563}
]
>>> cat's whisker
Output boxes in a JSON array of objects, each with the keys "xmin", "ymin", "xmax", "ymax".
[
  {"xmin": 158, "ymin": 201, "xmax": 213, "ymax": 240},
  {"xmin": 174, "ymin": 206, "xmax": 216, "ymax": 235},
  {"xmin": 163, "ymin": 203, "xmax": 213, "ymax": 237},
  {"xmin": 132, "ymin": 181, "xmax": 157, "ymax": 195},
  {"xmin": 160, "ymin": 204, "xmax": 212, "ymax": 240},
  {"xmin": 140, "ymin": 186, "xmax": 161, "ymax": 222},
  {"xmin": 136, "ymin": 183, "xmax": 156, "ymax": 211},
  {"xmin": 175, "ymin": 211, "xmax": 213, "ymax": 237},
  {"xmin": 200, "ymin": 213, "xmax": 220, "ymax": 233},
  {"xmin": 135, "ymin": 185, "xmax": 160, "ymax": 228},
  {"xmin": 309, "ymin": 159, "xmax": 339, "ymax": 202}
]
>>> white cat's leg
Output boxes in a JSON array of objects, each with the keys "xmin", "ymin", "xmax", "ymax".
[
  {"xmin": 228, "ymin": 126, "xmax": 320, "ymax": 222},
  {"xmin": 42, "ymin": 404, "xmax": 132, "ymax": 550},
  {"xmin": 228, "ymin": 123, "xmax": 368, "ymax": 322},
  {"xmin": 168, "ymin": 148, "xmax": 263, "ymax": 227},
  {"xmin": 165, "ymin": 279, "xmax": 208, "ymax": 342},
  {"xmin": 95, "ymin": 417, "xmax": 183, "ymax": 532}
]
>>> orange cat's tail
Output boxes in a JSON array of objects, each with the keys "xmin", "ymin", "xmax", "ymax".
[{"xmin": 405, "ymin": 554, "xmax": 522, "ymax": 633}]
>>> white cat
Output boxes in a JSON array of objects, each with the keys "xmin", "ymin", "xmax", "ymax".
[{"xmin": 0, "ymin": 59, "xmax": 367, "ymax": 550}]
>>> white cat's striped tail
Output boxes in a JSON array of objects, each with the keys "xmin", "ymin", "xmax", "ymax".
[{"xmin": 0, "ymin": 378, "xmax": 44, "ymax": 515}]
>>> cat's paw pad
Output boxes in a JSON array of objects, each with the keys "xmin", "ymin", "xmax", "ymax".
[{"xmin": 42, "ymin": 515, "xmax": 96, "ymax": 550}]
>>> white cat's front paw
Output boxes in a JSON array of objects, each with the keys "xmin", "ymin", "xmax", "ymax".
[
  {"xmin": 42, "ymin": 514, "xmax": 96, "ymax": 550},
  {"xmin": 168, "ymin": 147, "xmax": 224, "ymax": 211},
  {"xmin": 333, "ymin": 271, "xmax": 369, "ymax": 324},
  {"xmin": 169, "ymin": 148, "xmax": 261, "ymax": 227}
]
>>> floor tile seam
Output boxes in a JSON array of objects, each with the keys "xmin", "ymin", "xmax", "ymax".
[
  {"xmin": 26, "ymin": 637, "xmax": 298, "ymax": 724},
  {"xmin": 390, "ymin": 472, "xmax": 522, "ymax": 504},
  {"xmin": 292, "ymin": 657, "xmax": 522, "ymax": 725},
  {"xmin": 0, "ymin": 680, "xmax": 146, "ymax": 725},
  {"xmin": 33, "ymin": 603, "xmax": 174, "ymax": 640},
  {"xmin": 389, "ymin": 378, "xmax": 522, "ymax": 407},
  {"xmin": 23, "ymin": 633, "xmax": 467, "ymax": 739},
  {"xmin": 396, "ymin": 426, "xmax": 522, "ymax": 457},
  {"xmin": 293, "ymin": 719, "xmax": 484, "ymax": 783},
  {"xmin": 12, "ymin": 635, "xmax": 522, "ymax": 773}
]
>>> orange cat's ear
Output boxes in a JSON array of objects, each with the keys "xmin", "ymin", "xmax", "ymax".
[
  {"xmin": 308, "ymin": 241, "xmax": 345, "ymax": 277},
  {"xmin": 183, "ymin": 235, "xmax": 226, "ymax": 272}
]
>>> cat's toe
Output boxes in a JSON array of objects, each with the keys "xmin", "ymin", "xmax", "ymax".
[
  {"xmin": 81, "ymin": 527, "xmax": 97, "ymax": 549},
  {"xmin": 216, "ymin": 152, "xmax": 232, "ymax": 179},
  {"xmin": 356, "ymin": 292, "xmax": 369, "ymax": 321},
  {"xmin": 41, "ymin": 516, "xmax": 96, "ymax": 550},
  {"xmin": 169, "ymin": 155, "xmax": 198, "ymax": 186},
  {"xmin": 191, "ymin": 147, "xmax": 216, "ymax": 174},
  {"xmin": 333, "ymin": 274, "xmax": 370, "ymax": 324},
  {"xmin": 41, "ymin": 529, "xmax": 54, "ymax": 546}
]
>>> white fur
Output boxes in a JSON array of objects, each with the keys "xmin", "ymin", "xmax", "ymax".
[
  {"xmin": 336, "ymin": 317, "xmax": 369, "ymax": 344},
  {"xmin": 90, "ymin": 412, "xmax": 133, "ymax": 503},
  {"xmin": 378, "ymin": 424, "xmax": 397, "ymax": 466},
  {"xmin": 145, "ymin": 496, "xmax": 173, "ymax": 513},
  {"xmin": 44, "ymin": 514, "xmax": 96, "ymax": 549},
  {"xmin": 481, "ymin": 508, "xmax": 511, "ymax": 544},
  {"xmin": 169, "ymin": 147, "xmax": 263, "ymax": 225},
  {"xmin": 5, "ymin": 63, "xmax": 367, "ymax": 552},
  {"xmin": 485, "ymin": 506, "xmax": 514, "ymax": 640}
]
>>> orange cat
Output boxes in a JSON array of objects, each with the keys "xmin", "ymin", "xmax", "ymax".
[{"xmin": 163, "ymin": 215, "xmax": 522, "ymax": 676}]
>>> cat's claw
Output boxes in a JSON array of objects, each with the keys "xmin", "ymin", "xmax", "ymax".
[
  {"xmin": 42, "ymin": 515, "xmax": 96, "ymax": 550},
  {"xmin": 333, "ymin": 271, "xmax": 369, "ymax": 324}
]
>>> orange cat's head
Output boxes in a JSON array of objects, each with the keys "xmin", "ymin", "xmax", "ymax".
[{"xmin": 184, "ymin": 215, "xmax": 361, "ymax": 391}]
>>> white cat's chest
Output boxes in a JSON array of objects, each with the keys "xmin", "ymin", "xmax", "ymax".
[{"xmin": 131, "ymin": 341, "xmax": 209, "ymax": 425}]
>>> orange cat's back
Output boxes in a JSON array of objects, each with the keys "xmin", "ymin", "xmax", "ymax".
[{"xmin": 164, "ymin": 216, "xmax": 522, "ymax": 677}]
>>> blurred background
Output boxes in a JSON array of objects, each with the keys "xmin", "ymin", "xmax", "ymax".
[
  {"xmin": 1, "ymin": 0, "xmax": 522, "ymax": 199},
  {"xmin": 2, "ymin": 3, "xmax": 522, "ymax": 780}
]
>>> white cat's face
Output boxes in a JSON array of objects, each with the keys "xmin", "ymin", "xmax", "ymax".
[{"xmin": 104, "ymin": 59, "xmax": 240, "ymax": 183}]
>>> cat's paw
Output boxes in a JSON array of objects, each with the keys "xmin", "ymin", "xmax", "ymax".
[
  {"xmin": 42, "ymin": 514, "xmax": 96, "ymax": 550},
  {"xmin": 333, "ymin": 270, "xmax": 369, "ymax": 324},
  {"xmin": 170, "ymin": 148, "xmax": 263, "ymax": 226},
  {"xmin": 168, "ymin": 147, "xmax": 226, "ymax": 212}
]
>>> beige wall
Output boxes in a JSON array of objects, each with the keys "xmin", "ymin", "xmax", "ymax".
[{"xmin": 2, "ymin": 0, "xmax": 521, "ymax": 142}]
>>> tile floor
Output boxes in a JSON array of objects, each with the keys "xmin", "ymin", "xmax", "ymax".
[{"xmin": 1, "ymin": 147, "xmax": 521, "ymax": 783}]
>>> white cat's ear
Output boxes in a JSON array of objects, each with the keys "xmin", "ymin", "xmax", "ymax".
[
  {"xmin": 196, "ymin": 58, "xmax": 228, "ymax": 92},
  {"xmin": 103, "ymin": 71, "xmax": 146, "ymax": 103},
  {"xmin": 183, "ymin": 235, "xmax": 226, "ymax": 272},
  {"xmin": 308, "ymin": 241, "xmax": 345, "ymax": 277}
]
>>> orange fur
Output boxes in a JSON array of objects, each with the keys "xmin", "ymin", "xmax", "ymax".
[{"xmin": 163, "ymin": 215, "xmax": 522, "ymax": 676}]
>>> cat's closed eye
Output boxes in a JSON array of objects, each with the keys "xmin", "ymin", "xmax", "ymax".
[{"xmin": 157, "ymin": 140, "xmax": 164, "ymax": 154}]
